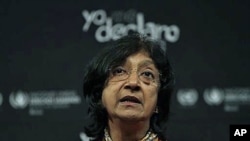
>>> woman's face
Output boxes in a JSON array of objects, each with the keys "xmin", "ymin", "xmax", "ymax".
[{"xmin": 102, "ymin": 50, "xmax": 160, "ymax": 122}]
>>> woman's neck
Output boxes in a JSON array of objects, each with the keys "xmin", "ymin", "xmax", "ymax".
[{"xmin": 107, "ymin": 119, "xmax": 150, "ymax": 141}]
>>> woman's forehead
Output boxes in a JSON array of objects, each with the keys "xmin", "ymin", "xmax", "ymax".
[{"xmin": 122, "ymin": 52, "xmax": 156, "ymax": 68}]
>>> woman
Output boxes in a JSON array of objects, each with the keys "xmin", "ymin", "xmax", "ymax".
[{"xmin": 83, "ymin": 34, "xmax": 174, "ymax": 141}]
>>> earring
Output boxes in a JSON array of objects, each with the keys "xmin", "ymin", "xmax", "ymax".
[{"xmin": 154, "ymin": 107, "xmax": 159, "ymax": 113}]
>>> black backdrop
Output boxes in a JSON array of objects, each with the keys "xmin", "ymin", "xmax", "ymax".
[{"xmin": 0, "ymin": 0, "xmax": 249, "ymax": 141}]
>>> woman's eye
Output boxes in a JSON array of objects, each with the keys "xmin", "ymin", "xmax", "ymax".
[
  {"xmin": 141, "ymin": 71, "xmax": 155, "ymax": 79},
  {"xmin": 112, "ymin": 67, "xmax": 126, "ymax": 76}
]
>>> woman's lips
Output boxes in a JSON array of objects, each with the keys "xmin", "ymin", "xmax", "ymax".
[{"xmin": 119, "ymin": 95, "xmax": 141, "ymax": 104}]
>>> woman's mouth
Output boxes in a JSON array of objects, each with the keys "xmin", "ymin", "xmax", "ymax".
[{"xmin": 119, "ymin": 96, "xmax": 141, "ymax": 104}]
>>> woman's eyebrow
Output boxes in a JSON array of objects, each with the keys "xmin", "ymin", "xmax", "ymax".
[{"xmin": 138, "ymin": 60, "xmax": 155, "ymax": 68}]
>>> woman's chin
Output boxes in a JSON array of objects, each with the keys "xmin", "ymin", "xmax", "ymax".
[{"xmin": 116, "ymin": 112, "xmax": 147, "ymax": 122}]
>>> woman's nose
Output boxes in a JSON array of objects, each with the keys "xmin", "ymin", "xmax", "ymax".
[{"xmin": 125, "ymin": 71, "xmax": 140, "ymax": 91}]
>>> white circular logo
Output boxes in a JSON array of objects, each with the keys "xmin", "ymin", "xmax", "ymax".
[
  {"xmin": 177, "ymin": 89, "xmax": 199, "ymax": 106},
  {"xmin": 0, "ymin": 93, "xmax": 3, "ymax": 106},
  {"xmin": 203, "ymin": 88, "xmax": 224, "ymax": 105},
  {"xmin": 9, "ymin": 90, "xmax": 29, "ymax": 109}
]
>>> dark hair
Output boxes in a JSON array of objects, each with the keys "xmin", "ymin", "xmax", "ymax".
[{"xmin": 83, "ymin": 34, "xmax": 175, "ymax": 141}]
